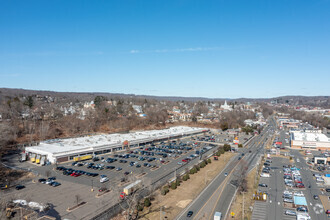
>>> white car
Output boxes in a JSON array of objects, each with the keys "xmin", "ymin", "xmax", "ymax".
[
  {"xmin": 293, "ymin": 191, "xmax": 304, "ymax": 197},
  {"xmin": 260, "ymin": 173, "xmax": 270, "ymax": 177},
  {"xmin": 45, "ymin": 180, "xmax": 54, "ymax": 185},
  {"xmin": 100, "ymin": 177, "xmax": 109, "ymax": 183},
  {"xmin": 283, "ymin": 190, "xmax": 292, "ymax": 195},
  {"xmin": 316, "ymin": 177, "xmax": 324, "ymax": 182}
]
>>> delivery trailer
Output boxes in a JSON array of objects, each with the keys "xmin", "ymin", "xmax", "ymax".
[{"xmin": 123, "ymin": 180, "xmax": 142, "ymax": 196}]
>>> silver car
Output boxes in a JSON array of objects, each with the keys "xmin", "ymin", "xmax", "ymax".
[
  {"xmin": 285, "ymin": 210, "xmax": 296, "ymax": 216},
  {"xmin": 283, "ymin": 198, "xmax": 294, "ymax": 203}
]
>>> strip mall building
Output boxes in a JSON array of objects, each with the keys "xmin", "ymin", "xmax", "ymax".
[
  {"xmin": 24, "ymin": 126, "xmax": 207, "ymax": 164},
  {"xmin": 290, "ymin": 130, "xmax": 330, "ymax": 151}
]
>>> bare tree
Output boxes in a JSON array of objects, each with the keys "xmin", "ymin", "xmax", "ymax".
[
  {"xmin": 75, "ymin": 194, "xmax": 81, "ymax": 206},
  {"xmin": 45, "ymin": 170, "xmax": 51, "ymax": 178}
]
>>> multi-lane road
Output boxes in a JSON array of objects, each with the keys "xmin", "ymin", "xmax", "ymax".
[{"xmin": 177, "ymin": 117, "xmax": 277, "ymax": 220}]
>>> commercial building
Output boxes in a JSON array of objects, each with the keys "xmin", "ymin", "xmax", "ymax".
[
  {"xmin": 278, "ymin": 118, "xmax": 301, "ymax": 129},
  {"xmin": 25, "ymin": 126, "xmax": 207, "ymax": 164},
  {"xmin": 290, "ymin": 130, "xmax": 330, "ymax": 151}
]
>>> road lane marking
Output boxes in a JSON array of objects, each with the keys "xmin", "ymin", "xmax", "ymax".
[
  {"xmin": 207, "ymin": 135, "xmax": 269, "ymax": 220},
  {"xmin": 192, "ymin": 137, "xmax": 265, "ymax": 220}
]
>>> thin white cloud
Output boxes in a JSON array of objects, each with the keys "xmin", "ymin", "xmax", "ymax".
[
  {"xmin": 130, "ymin": 50, "xmax": 140, "ymax": 54},
  {"xmin": 129, "ymin": 47, "xmax": 223, "ymax": 54}
]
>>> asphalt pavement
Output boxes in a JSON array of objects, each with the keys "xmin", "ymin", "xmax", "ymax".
[
  {"xmin": 256, "ymin": 129, "xmax": 328, "ymax": 220},
  {"xmin": 176, "ymin": 117, "xmax": 277, "ymax": 220}
]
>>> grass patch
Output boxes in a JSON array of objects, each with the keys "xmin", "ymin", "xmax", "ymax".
[{"xmin": 139, "ymin": 152, "xmax": 235, "ymax": 220}]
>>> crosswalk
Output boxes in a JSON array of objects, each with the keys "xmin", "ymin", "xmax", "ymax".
[
  {"xmin": 281, "ymin": 214, "xmax": 296, "ymax": 220},
  {"xmin": 251, "ymin": 201, "xmax": 268, "ymax": 220}
]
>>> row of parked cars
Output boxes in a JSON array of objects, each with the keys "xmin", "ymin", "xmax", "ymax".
[
  {"xmin": 56, "ymin": 166, "xmax": 99, "ymax": 177},
  {"xmin": 38, "ymin": 177, "xmax": 61, "ymax": 187},
  {"xmin": 283, "ymin": 190, "xmax": 311, "ymax": 219},
  {"xmin": 283, "ymin": 166, "xmax": 305, "ymax": 188}
]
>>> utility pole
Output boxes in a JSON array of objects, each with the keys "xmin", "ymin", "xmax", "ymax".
[
  {"xmin": 160, "ymin": 206, "xmax": 162, "ymax": 220},
  {"xmin": 242, "ymin": 192, "xmax": 245, "ymax": 220}
]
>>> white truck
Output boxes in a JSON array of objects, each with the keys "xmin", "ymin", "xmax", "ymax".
[{"xmin": 214, "ymin": 212, "xmax": 222, "ymax": 220}]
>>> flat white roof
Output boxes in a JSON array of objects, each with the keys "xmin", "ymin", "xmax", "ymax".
[
  {"xmin": 291, "ymin": 131, "xmax": 330, "ymax": 142},
  {"xmin": 25, "ymin": 126, "xmax": 205, "ymax": 156}
]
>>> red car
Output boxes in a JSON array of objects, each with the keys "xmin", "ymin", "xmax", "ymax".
[
  {"xmin": 296, "ymin": 184, "xmax": 305, "ymax": 188},
  {"xmin": 182, "ymin": 159, "xmax": 188, "ymax": 163},
  {"xmin": 98, "ymin": 187, "xmax": 107, "ymax": 192},
  {"xmin": 119, "ymin": 192, "xmax": 126, "ymax": 199},
  {"xmin": 326, "ymin": 210, "xmax": 330, "ymax": 214}
]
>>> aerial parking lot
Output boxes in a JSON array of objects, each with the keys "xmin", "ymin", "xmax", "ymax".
[
  {"xmin": 52, "ymin": 139, "xmax": 206, "ymax": 189},
  {"xmin": 255, "ymin": 148, "xmax": 329, "ymax": 220}
]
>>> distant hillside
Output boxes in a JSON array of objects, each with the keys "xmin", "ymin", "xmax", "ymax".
[{"xmin": 0, "ymin": 88, "xmax": 329, "ymax": 107}]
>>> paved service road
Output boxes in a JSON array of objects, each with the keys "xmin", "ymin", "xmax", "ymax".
[{"xmin": 176, "ymin": 117, "xmax": 277, "ymax": 220}]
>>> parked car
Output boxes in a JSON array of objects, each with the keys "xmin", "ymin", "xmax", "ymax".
[
  {"xmin": 100, "ymin": 177, "xmax": 109, "ymax": 183},
  {"xmin": 98, "ymin": 187, "xmax": 107, "ymax": 192},
  {"xmin": 38, "ymin": 178, "xmax": 47, "ymax": 183},
  {"xmin": 283, "ymin": 198, "xmax": 294, "ymax": 203},
  {"xmin": 15, "ymin": 185, "xmax": 25, "ymax": 190},
  {"xmin": 51, "ymin": 182, "xmax": 61, "ymax": 187},
  {"xmin": 297, "ymin": 207, "xmax": 308, "ymax": 213},
  {"xmin": 45, "ymin": 179, "xmax": 54, "ymax": 185},
  {"xmin": 116, "ymin": 167, "xmax": 122, "ymax": 171},
  {"xmin": 259, "ymin": 183, "xmax": 268, "ymax": 187},
  {"xmin": 284, "ymin": 210, "xmax": 296, "ymax": 216},
  {"xmin": 296, "ymin": 183, "xmax": 305, "ymax": 188}
]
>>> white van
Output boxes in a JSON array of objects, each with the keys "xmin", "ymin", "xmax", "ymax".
[{"xmin": 214, "ymin": 212, "xmax": 222, "ymax": 220}]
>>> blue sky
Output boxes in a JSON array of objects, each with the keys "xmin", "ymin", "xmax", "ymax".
[{"xmin": 1, "ymin": 0, "xmax": 329, "ymax": 98}]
